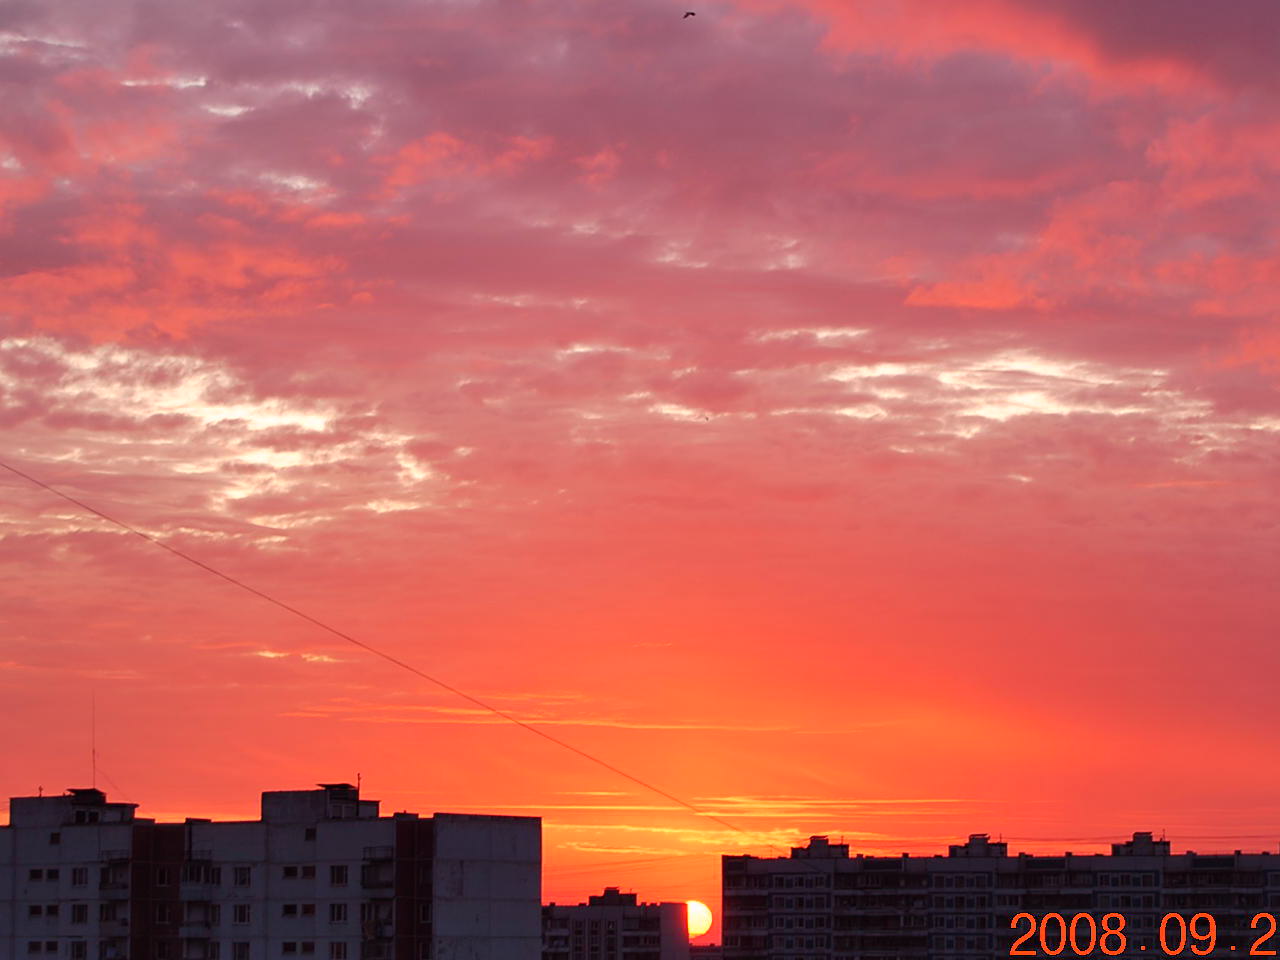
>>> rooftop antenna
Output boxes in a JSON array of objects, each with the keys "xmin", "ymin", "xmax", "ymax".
[
  {"xmin": 356, "ymin": 772, "xmax": 362, "ymax": 792},
  {"xmin": 91, "ymin": 691, "xmax": 98, "ymax": 790}
]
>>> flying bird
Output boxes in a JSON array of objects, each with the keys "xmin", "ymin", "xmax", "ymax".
[{"xmin": 683, "ymin": 11, "xmax": 696, "ymax": 17}]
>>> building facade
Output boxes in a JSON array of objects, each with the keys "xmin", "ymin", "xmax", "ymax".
[
  {"xmin": 1, "ymin": 783, "xmax": 542, "ymax": 960},
  {"xmin": 543, "ymin": 887, "xmax": 689, "ymax": 960},
  {"xmin": 722, "ymin": 832, "xmax": 1280, "ymax": 960}
]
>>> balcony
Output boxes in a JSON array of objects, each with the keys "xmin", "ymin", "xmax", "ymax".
[
  {"xmin": 360, "ymin": 920, "xmax": 393, "ymax": 939},
  {"xmin": 361, "ymin": 867, "xmax": 394, "ymax": 890}
]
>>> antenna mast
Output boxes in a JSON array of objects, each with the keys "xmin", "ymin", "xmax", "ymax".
[{"xmin": 91, "ymin": 691, "xmax": 97, "ymax": 790}]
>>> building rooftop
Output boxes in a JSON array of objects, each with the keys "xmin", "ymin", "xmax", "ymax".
[{"xmin": 727, "ymin": 832, "xmax": 1277, "ymax": 863}]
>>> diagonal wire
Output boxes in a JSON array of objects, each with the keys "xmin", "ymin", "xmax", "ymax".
[{"xmin": 0, "ymin": 457, "xmax": 763, "ymax": 843}]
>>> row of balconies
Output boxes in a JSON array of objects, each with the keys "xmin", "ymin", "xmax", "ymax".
[
  {"xmin": 92, "ymin": 877, "xmax": 399, "ymax": 894},
  {"xmin": 66, "ymin": 848, "xmax": 397, "ymax": 876},
  {"xmin": 728, "ymin": 889, "xmax": 1279, "ymax": 915},
  {"xmin": 72, "ymin": 934, "xmax": 399, "ymax": 960}
]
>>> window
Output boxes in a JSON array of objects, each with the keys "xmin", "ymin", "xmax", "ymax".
[
  {"xmin": 209, "ymin": 946, "xmax": 220, "ymax": 960},
  {"xmin": 233, "ymin": 904, "xmax": 252, "ymax": 924},
  {"xmin": 283, "ymin": 944, "xmax": 298, "ymax": 955},
  {"xmin": 284, "ymin": 866, "xmax": 299, "ymax": 879},
  {"xmin": 329, "ymin": 904, "xmax": 347, "ymax": 923},
  {"xmin": 418, "ymin": 903, "xmax": 430, "ymax": 923},
  {"xmin": 46, "ymin": 869, "xmax": 59, "ymax": 881},
  {"xmin": 156, "ymin": 867, "xmax": 172, "ymax": 886},
  {"xmin": 26, "ymin": 943, "xmax": 40, "ymax": 955},
  {"xmin": 45, "ymin": 944, "xmax": 57, "ymax": 954},
  {"xmin": 301, "ymin": 865, "xmax": 316, "ymax": 879},
  {"xmin": 49, "ymin": 832, "xmax": 61, "ymax": 845},
  {"xmin": 233, "ymin": 866, "xmax": 251, "ymax": 887},
  {"xmin": 329, "ymin": 945, "xmax": 347, "ymax": 960},
  {"xmin": 302, "ymin": 904, "xmax": 316, "ymax": 917},
  {"xmin": 233, "ymin": 945, "xmax": 249, "ymax": 960},
  {"xmin": 155, "ymin": 903, "xmax": 172, "ymax": 923},
  {"xmin": 29, "ymin": 905, "xmax": 43, "ymax": 917},
  {"xmin": 329, "ymin": 865, "xmax": 348, "ymax": 886},
  {"xmin": 47, "ymin": 904, "xmax": 59, "ymax": 917},
  {"xmin": 71, "ymin": 868, "xmax": 87, "ymax": 886},
  {"xmin": 71, "ymin": 944, "xmax": 87, "ymax": 960},
  {"xmin": 72, "ymin": 904, "xmax": 88, "ymax": 924},
  {"xmin": 301, "ymin": 945, "xmax": 315, "ymax": 955},
  {"xmin": 210, "ymin": 905, "xmax": 221, "ymax": 924},
  {"xmin": 29, "ymin": 869, "xmax": 43, "ymax": 881},
  {"xmin": 304, "ymin": 827, "xmax": 317, "ymax": 841},
  {"xmin": 157, "ymin": 942, "xmax": 174, "ymax": 960},
  {"xmin": 284, "ymin": 904, "xmax": 299, "ymax": 917}
]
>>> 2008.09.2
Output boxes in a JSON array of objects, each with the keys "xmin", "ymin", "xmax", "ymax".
[{"xmin": 1010, "ymin": 910, "xmax": 1278, "ymax": 956}]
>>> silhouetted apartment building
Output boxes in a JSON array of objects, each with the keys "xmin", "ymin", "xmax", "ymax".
[
  {"xmin": 543, "ymin": 887, "xmax": 689, "ymax": 960},
  {"xmin": 1, "ymin": 783, "xmax": 541, "ymax": 960},
  {"xmin": 722, "ymin": 832, "xmax": 1280, "ymax": 960}
]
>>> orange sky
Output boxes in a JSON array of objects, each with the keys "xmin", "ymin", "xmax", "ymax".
[{"xmin": 3, "ymin": 0, "xmax": 1280, "ymax": 945}]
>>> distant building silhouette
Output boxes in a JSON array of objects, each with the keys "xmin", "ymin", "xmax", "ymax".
[
  {"xmin": 689, "ymin": 945, "xmax": 723, "ymax": 959},
  {"xmin": 543, "ymin": 887, "xmax": 689, "ymax": 960},
  {"xmin": 1, "ymin": 783, "xmax": 541, "ymax": 960},
  {"xmin": 722, "ymin": 832, "xmax": 1280, "ymax": 959}
]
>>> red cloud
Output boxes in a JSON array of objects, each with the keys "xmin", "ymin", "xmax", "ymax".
[{"xmin": 2, "ymin": 0, "xmax": 1279, "ymax": 914}]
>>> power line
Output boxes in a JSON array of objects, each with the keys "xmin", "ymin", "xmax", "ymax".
[
  {"xmin": 0, "ymin": 457, "xmax": 764, "ymax": 844},
  {"xmin": 18, "ymin": 473, "xmax": 1244, "ymax": 875},
  {"xmin": 94, "ymin": 764, "xmax": 132, "ymax": 805}
]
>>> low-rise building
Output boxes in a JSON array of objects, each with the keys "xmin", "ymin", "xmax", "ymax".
[{"xmin": 543, "ymin": 887, "xmax": 689, "ymax": 960}]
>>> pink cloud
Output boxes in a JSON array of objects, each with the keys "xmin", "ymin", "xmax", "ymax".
[{"xmin": 2, "ymin": 0, "xmax": 1280, "ymax": 923}]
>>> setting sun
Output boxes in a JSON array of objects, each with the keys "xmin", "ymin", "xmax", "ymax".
[{"xmin": 686, "ymin": 899, "xmax": 713, "ymax": 939}]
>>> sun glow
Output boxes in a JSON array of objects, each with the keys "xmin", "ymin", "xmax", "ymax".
[{"xmin": 686, "ymin": 900, "xmax": 713, "ymax": 939}]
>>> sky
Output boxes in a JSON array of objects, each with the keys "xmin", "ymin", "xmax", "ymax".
[{"xmin": 3, "ymin": 0, "xmax": 1280, "ymax": 943}]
